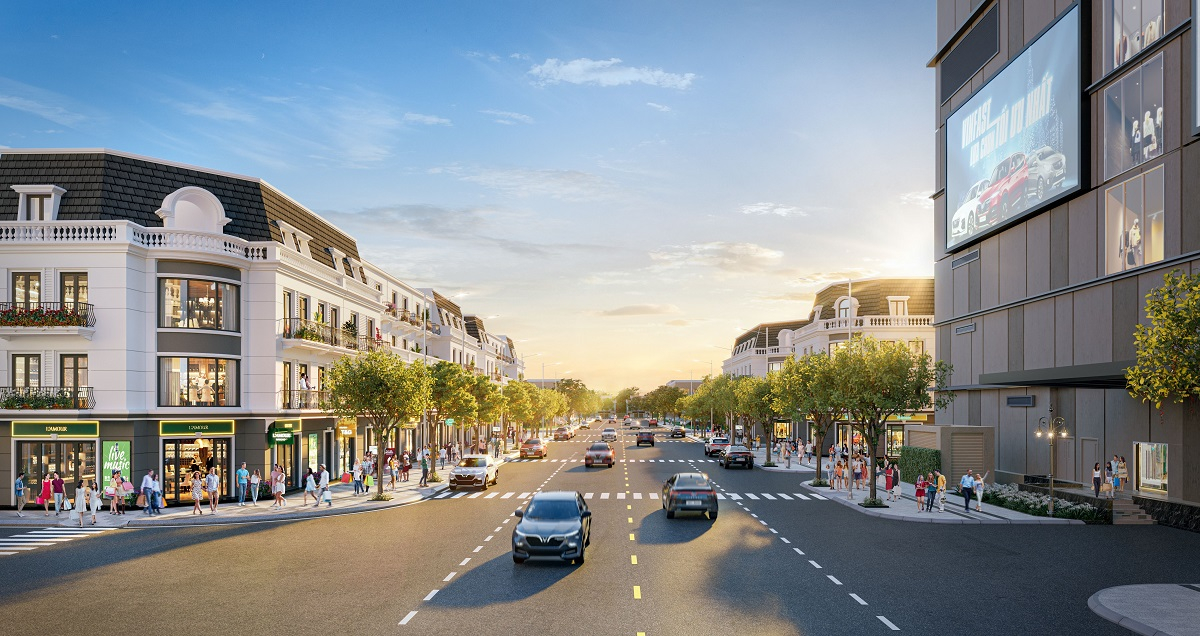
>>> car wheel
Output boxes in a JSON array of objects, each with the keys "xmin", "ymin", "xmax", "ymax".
[
  {"xmin": 574, "ymin": 545, "xmax": 586, "ymax": 565},
  {"xmin": 492, "ymin": 473, "xmax": 498, "ymax": 486},
  {"xmin": 661, "ymin": 497, "xmax": 666, "ymax": 510},
  {"xmin": 513, "ymin": 555, "xmax": 525, "ymax": 564},
  {"xmin": 709, "ymin": 509, "xmax": 718, "ymax": 520},
  {"xmin": 1037, "ymin": 177, "xmax": 1046, "ymax": 200},
  {"xmin": 968, "ymin": 211, "xmax": 977, "ymax": 234},
  {"xmin": 449, "ymin": 485, "xmax": 457, "ymax": 491},
  {"xmin": 481, "ymin": 479, "xmax": 488, "ymax": 491},
  {"xmin": 666, "ymin": 508, "xmax": 675, "ymax": 519}
]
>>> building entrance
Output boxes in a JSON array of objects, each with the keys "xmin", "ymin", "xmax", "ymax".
[{"xmin": 163, "ymin": 438, "xmax": 230, "ymax": 503}]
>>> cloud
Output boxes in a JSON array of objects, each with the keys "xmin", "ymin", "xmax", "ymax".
[
  {"xmin": 481, "ymin": 109, "xmax": 533, "ymax": 125},
  {"xmin": 646, "ymin": 102, "xmax": 671, "ymax": 112},
  {"xmin": 650, "ymin": 242, "xmax": 783, "ymax": 273},
  {"xmin": 598, "ymin": 304, "xmax": 680, "ymax": 316},
  {"xmin": 0, "ymin": 78, "xmax": 88, "ymax": 126},
  {"xmin": 738, "ymin": 202, "xmax": 808, "ymax": 217},
  {"xmin": 176, "ymin": 101, "xmax": 255, "ymax": 123},
  {"xmin": 529, "ymin": 58, "xmax": 696, "ymax": 89},
  {"xmin": 898, "ymin": 191, "xmax": 934, "ymax": 208},
  {"xmin": 403, "ymin": 112, "xmax": 452, "ymax": 126},
  {"xmin": 666, "ymin": 319, "xmax": 692, "ymax": 327},
  {"xmin": 759, "ymin": 292, "xmax": 817, "ymax": 303},
  {"xmin": 792, "ymin": 268, "xmax": 879, "ymax": 285},
  {"xmin": 452, "ymin": 166, "xmax": 613, "ymax": 201}
]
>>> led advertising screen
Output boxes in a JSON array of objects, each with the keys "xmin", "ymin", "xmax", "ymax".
[{"xmin": 945, "ymin": 6, "xmax": 1081, "ymax": 251}]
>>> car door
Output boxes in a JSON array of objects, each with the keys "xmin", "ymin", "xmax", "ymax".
[
  {"xmin": 577, "ymin": 494, "xmax": 590, "ymax": 537},
  {"xmin": 662, "ymin": 474, "xmax": 675, "ymax": 501}
]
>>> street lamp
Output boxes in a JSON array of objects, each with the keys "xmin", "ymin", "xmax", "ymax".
[{"xmin": 1036, "ymin": 404, "xmax": 1070, "ymax": 516}]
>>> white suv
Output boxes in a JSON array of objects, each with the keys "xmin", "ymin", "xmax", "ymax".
[
  {"xmin": 449, "ymin": 455, "xmax": 499, "ymax": 491},
  {"xmin": 601, "ymin": 428, "xmax": 617, "ymax": 442}
]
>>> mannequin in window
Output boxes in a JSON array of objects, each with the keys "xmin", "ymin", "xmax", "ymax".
[
  {"xmin": 200, "ymin": 378, "xmax": 214, "ymax": 404},
  {"xmin": 1144, "ymin": 17, "xmax": 1159, "ymax": 45},
  {"xmin": 1142, "ymin": 110, "xmax": 1158, "ymax": 159},
  {"xmin": 1122, "ymin": 217, "xmax": 1143, "ymax": 268},
  {"xmin": 1130, "ymin": 118, "xmax": 1141, "ymax": 165}
]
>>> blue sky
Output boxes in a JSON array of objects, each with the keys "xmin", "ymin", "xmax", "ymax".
[{"xmin": 1, "ymin": 1, "xmax": 936, "ymax": 390}]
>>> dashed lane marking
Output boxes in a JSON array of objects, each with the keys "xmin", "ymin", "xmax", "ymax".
[
  {"xmin": 473, "ymin": 546, "xmax": 482, "ymax": 552},
  {"xmin": 459, "ymin": 558, "xmax": 471, "ymax": 565},
  {"xmin": 850, "ymin": 593, "xmax": 868, "ymax": 605},
  {"xmin": 423, "ymin": 590, "xmax": 438, "ymax": 601},
  {"xmin": 443, "ymin": 572, "xmax": 456, "ymax": 582},
  {"xmin": 398, "ymin": 611, "xmax": 418, "ymax": 626},
  {"xmin": 633, "ymin": 586, "xmax": 642, "ymax": 599},
  {"xmin": 780, "ymin": 538, "xmax": 791, "ymax": 544},
  {"xmin": 793, "ymin": 547, "xmax": 805, "ymax": 555},
  {"xmin": 877, "ymin": 616, "xmax": 900, "ymax": 631},
  {"xmin": 809, "ymin": 560, "xmax": 822, "ymax": 569},
  {"xmin": 827, "ymin": 575, "xmax": 842, "ymax": 585}
]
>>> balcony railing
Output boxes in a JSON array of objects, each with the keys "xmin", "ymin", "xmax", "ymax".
[
  {"xmin": 280, "ymin": 388, "xmax": 330, "ymax": 410},
  {"xmin": 0, "ymin": 386, "xmax": 94, "ymax": 410},
  {"xmin": 281, "ymin": 318, "xmax": 387, "ymax": 352},
  {"xmin": 0, "ymin": 302, "xmax": 95, "ymax": 328}
]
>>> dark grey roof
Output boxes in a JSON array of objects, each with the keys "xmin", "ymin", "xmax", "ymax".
[
  {"xmin": 0, "ymin": 150, "xmax": 360, "ymax": 270},
  {"xmin": 464, "ymin": 315, "xmax": 486, "ymax": 341},
  {"xmin": 432, "ymin": 290, "xmax": 462, "ymax": 318}
]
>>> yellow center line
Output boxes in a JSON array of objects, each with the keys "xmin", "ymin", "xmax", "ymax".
[
  {"xmin": 628, "ymin": 517, "xmax": 633, "ymax": 523},
  {"xmin": 631, "ymin": 554, "xmax": 638, "ymax": 565},
  {"xmin": 629, "ymin": 533, "xmax": 635, "ymax": 541},
  {"xmin": 633, "ymin": 586, "xmax": 642, "ymax": 600},
  {"xmin": 627, "ymin": 504, "xmax": 631, "ymax": 509}
]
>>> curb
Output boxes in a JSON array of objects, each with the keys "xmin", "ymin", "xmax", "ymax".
[
  {"xmin": 800, "ymin": 482, "xmax": 1083, "ymax": 525},
  {"xmin": 1087, "ymin": 591, "xmax": 1167, "ymax": 636}
]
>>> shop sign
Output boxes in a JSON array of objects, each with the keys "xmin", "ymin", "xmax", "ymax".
[
  {"xmin": 887, "ymin": 414, "xmax": 927, "ymax": 422},
  {"xmin": 159, "ymin": 420, "xmax": 235, "ymax": 436},
  {"xmin": 274, "ymin": 419, "xmax": 299, "ymax": 431},
  {"xmin": 492, "ymin": 426, "xmax": 501, "ymax": 432},
  {"xmin": 12, "ymin": 421, "xmax": 99, "ymax": 437},
  {"xmin": 100, "ymin": 440, "xmax": 132, "ymax": 480},
  {"xmin": 338, "ymin": 425, "xmax": 355, "ymax": 436},
  {"xmin": 269, "ymin": 430, "xmax": 295, "ymax": 445},
  {"xmin": 383, "ymin": 447, "xmax": 396, "ymax": 459}
]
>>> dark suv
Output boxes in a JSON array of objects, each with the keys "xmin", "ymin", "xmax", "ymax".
[
  {"xmin": 670, "ymin": 426, "xmax": 686, "ymax": 438},
  {"xmin": 636, "ymin": 431, "xmax": 655, "ymax": 447},
  {"xmin": 721, "ymin": 446, "xmax": 753, "ymax": 469},
  {"xmin": 512, "ymin": 491, "xmax": 592, "ymax": 565}
]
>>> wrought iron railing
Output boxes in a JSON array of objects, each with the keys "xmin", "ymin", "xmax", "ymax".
[
  {"xmin": 281, "ymin": 318, "xmax": 387, "ymax": 352},
  {"xmin": 0, "ymin": 302, "xmax": 95, "ymax": 328},
  {"xmin": 0, "ymin": 386, "xmax": 94, "ymax": 409},
  {"xmin": 280, "ymin": 388, "xmax": 330, "ymax": 409}
]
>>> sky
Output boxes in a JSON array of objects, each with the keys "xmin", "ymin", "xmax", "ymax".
[{"xmin": 0, "ymin": 1, "xmax": 936, "ymax": 393}]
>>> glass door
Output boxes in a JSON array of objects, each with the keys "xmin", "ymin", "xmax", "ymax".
[
  {"xmin": 163, "ymin": 441, "xmax": 181, "ymax": 502},
  {"xmin": 1135, "ymin": 442, "xmax": 1168, "ymax": 493}
]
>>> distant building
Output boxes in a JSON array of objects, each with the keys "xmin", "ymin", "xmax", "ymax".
[{"xmin": 666, "ymin": 379, "xmax": 702, "ymax": 394}]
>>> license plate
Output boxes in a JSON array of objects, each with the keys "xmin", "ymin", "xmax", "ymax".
[{"xmin": 686, "ymin": 500, "xmax": 702, "ymax": 506}]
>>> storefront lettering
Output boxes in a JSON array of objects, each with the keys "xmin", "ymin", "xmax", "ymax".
[{"xmin": 45, "ymin": 426, "xmax": 68, "ymax": 432}]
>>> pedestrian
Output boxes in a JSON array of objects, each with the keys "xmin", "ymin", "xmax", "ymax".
[
  {"xmin": 88, "ymin": 479, "xmax": 102, "ymax": 525},
  {"xmin": 314, "ymin": 464, "xmax": 330, "ymax": 508},
  {"xmin": 205, "ymin": 467, "xmax": 219, "ymax": 513},
  {"xmin": 249, "ymin": 469, "xmax": 261, "ymax": 506},
  {"xmin": 139, "ymin": 469, "xmax": 156, "ymax": 516},
  {"xmin": 936, "ymin": 470, "xmax": 947, "ymax": 512},
  {"xmin": 915, "ymin": 474, "xmax": 927, "ymax": 512},
  {"xmin": 150, "ymin": 473, "xmax": 163, "ymax": 515},
  {"xmin": 783, "ymin": 444, "xmax": 792, "ymax": 469},
  {"xmin": 235, "ymin": 462, "xmax": 250, "ymax": 507},
  {"xmin": 39, "ymin": 473, "xmax": 53, "ymax": 516},
  {"xmin": 191, "ymin": 471, "xmax": 204, "ymax": 515},
  {"xmin": 884, "ymin": 462, "xmax": 894, "ymax": 499},
  {"xmin": 402, "ymin": 454, "xmax": 411, "ymax": 482},
  {"xmin": 388, "ymin": 457, "xmax": 398, "ymax": 491},
  {"xmin": 925, "ymin": 471, "xmax": 938, "ymax": 511},
  {"xmin": 73, "ymin": 480, "xmax": 90, "ymax": 527},
  {"xmin": 14, "ymin": 471, "xmax": 26, "ymax": 517},
  {"xmin": 303, "ymin": 468, "xmax": 316, "ymax": 504},
  {"xmin": 272, "ymin": 467, "xmax": 287, "ymax": 508},
  {"xmin": 108, "ymin": 471, "xmax": 123, "ymax": 515},
  {"xmin": 352, "ymin": 460, "xmax": 364, "ymax": 496},
  {"xmin": 51, "ymin": 472, "xmax": 66, "ymax": 516},
  {"xmin": 1117, "ymin": 456, "xmax": 1128, "ymax": 493},
  {"xmin": 973, "ymin": 471, "xmax": 988, "ymax": 512},
  {"xmin": 960, "ymin": 469, "xmax": 974, "ymax": 512},
  {"xmin": 890, "ymin": 464, "xmax": 902, "ymax": 502},
  {"xmin": 419, "ymin": 455, "xmax": 429, "ymax": 487},
  {"xmin": 1092, "ymin": 462, "xmax": 1103, "ymax": 498},
  {"xmin": 439, "ymin": 445, "xmax": 447, "ymax": 469},
  {"xmin": 1104, "ymin": 463, "xmax": 1115, "ymax": 500},
  {"xmin": 852, "ymin": 456, "xmax": 863, "ymax": 491}
]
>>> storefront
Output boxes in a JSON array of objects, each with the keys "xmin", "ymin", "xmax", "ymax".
[
  {"xmin": 160, "ymin": 420, "xmax": 234, "ymax": 503},
  {"xmin": 337, "ymin": 419, "xmax": 356, "ymax": 475},
  {"xmin": 268, "ymin": 419, "xmax": 297, "ymax": 487},
  {"xmin": 1134, "ymin": 442, "xmax": 1168, "ymax": 494},
  {"xmin": 13, "ymin": 421, "xmax": 99, "ymax": 499}
]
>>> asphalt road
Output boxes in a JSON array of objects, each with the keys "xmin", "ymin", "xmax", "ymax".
[{"xmin": 2, "ymin": 428, "xmax": 1199, "ymax": 636}]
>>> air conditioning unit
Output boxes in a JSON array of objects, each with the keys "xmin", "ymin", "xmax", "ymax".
[{"xmin": 1006, "ymin": 395, "xmax": 1035, "ymax": 408}]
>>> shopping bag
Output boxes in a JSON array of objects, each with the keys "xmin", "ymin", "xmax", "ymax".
[
  {"xmin": 340, "ymin": 472, "xmax": 352, "ymax": 484},
  {"xmin": 1100, "ymin": 482, "xmax": 1112, "ymax": 493},
  {"xmin": 104, "ymin": 487, "xmax": 116, "ymax": 497},
  {"xmin": 122, "ymin": 481, "xmax": 134, "ymax": 492},
  {"xmin": 36, "ymin": 496, "xmax": 45, "ymax": 505},
  {"xmin": 321, "ymin": 489, "xmax": 332, "ymax": 503},
  {"xmin": 62, "ymin": 497, "xmax": 73, "ymax": 511},
  {"xmin": 365, "ymin": 475, "xmax": 374, "ymax": 487},
  {"xmin": 136, "ymin": 493, "xmax": 147, "ymax": 507}
]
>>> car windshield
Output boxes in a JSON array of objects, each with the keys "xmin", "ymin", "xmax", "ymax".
[
  {"xmin": 728, "ymin": 446, "xmax": 749, "ymax": 453},
  {"xmin": 674, "ymin": 476, "xmax": 710, "ymax": 489},
  {"xmin": 711, "ymin": 438, "xmax": 729, "ymax": 444},
  {"xmin": 589, "ymin": 443, "xmax": 610, "ymax": 451},
  {"xmin": 603, "ymin": 429, "xmax": 615, "ymax": 433},
  {"xmin": 525, "ymin": 439, "xmax": 542, "ymax": 445},
  {"xmin": 458, "ymin": 458, "xmax": 486, "ymax": 468},
  {"xmin": 524, "ymin": 499, "xmax": 579, "ymax": 520}
]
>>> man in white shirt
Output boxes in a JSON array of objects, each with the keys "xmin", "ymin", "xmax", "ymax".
[
  {"xmin": 960, "ymin": 469, "xmax": 975, "ymax": 512},
  {"xmin": 314, "ymin": 464, "xmax": 331, "ymax": 508},
  {"xmin": 140, "ymin": 470, "xmax": 157, "ymax": 516}
]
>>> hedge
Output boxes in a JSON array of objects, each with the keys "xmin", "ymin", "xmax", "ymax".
[{"xmin": 897, "ymin": 446, "xmax": 940, "ymax": 484}]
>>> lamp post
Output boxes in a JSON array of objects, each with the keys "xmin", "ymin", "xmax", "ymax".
[{"xmin": 1036, "ymin": 404, "xmax": 1070, "ymax": 516}]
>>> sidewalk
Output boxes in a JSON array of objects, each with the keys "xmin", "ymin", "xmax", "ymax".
[
  {"xmin": 800, "ymin": 478, "xmax": 1081, "ymax": 525},
  {"xmin": 749, "ymin": 446, "xmax": 818, "ymax": 473},
  {"xmin": 1089, "ymin": 584, "xmax": 1200, "ymax": 636}
]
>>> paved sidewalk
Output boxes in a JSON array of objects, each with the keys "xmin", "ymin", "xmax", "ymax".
[
  {"xmin": 800, "ymin": 479, "xmax": 1081, "ymax": 525},
  {"xmin": 1089, "ymin": 584, "xmax": 1200, "ymax": 636}
]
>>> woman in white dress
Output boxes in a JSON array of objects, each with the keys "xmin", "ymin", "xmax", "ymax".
[
  {"xmin": 249, "ymin": 469, "xmax": 261, "ymax": 506},
  {"xmin": 303, "ymin": 468, "xmax": 316, "ymax": 505},
  {"xmin": 88, "ymin": 479, "xmax": 102, "ymax": 525},
  {"xmin": 272, "ymin": 467, "xmax": 287, "ymax": 507},
  {"xmin": 73, "ymin": 481, "xmax": 91, "ymax": 527}
]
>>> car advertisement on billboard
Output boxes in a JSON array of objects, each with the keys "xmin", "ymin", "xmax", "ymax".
[{"xmin": 946, "ymin": 6, "xmax": 1081, "ymax": 251}]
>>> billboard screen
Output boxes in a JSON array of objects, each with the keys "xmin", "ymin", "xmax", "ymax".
[{"xmin": 945, "ymin": 6, "xmax": 1081, "ymax": 251}]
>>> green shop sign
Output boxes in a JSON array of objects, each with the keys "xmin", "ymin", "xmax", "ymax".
[
  {"xmin": 159, "ymin": 420, "xmax": 235, "ymax": 436},
  {"xmin": 100, "ymin": 440, "xmax": 132, "ymax": 480},
  {"xmin": 268, "ymin": 420, "xmax": 297, "ymax": 446},
  {"xmin": 12, "ymin": 421, "xmax": 99, "ymax": 437}
]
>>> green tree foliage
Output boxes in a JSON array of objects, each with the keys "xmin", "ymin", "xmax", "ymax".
[
  {"xmin": 769, "ymin": 352, "xmax": 849, "ymax": 484},
  {"xmin": 734, "ymin": 375, "xmax": 777, "ymax": 461},
  {"xmin": 613, "ymin": 386, "xmax": 640, "ymax": 415},
  {"xmin": 429, "ymin": 362, "xmax": 477, "ymax": 477},
  {"xmin": 324, "ymin": 350, "xmax": 431, "ymax": 498},
  {"xmin": 503, "ymin": 381, "xmax": 536, "ymax": 431},
  {"xmin": 643, "ymin": 385, "xmax": 687, "ymax": 420},
  {"xmin": 554, "ymin": 378, "xmax": 601, "ymax": 423},
  {"xmin": 1127, "ymin": 270, "xmax": 1200, "ymax": 410},
  {"xmin": 468, "ymin": 374, "xmax": 505, "ymax": 449},
  {"xmin": 679, "ymin": 375, "xmax": 737, "ymax": 430}
]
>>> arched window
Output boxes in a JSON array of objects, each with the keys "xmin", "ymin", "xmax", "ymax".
[{"xmin": 837, "ymin": 297, "xmax": 853, "ymax": 318}]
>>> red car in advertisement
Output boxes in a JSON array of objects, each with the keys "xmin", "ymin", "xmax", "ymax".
[{"xmin": 979, "ymin": 152, "xmax": 1029, "ymax": 227}]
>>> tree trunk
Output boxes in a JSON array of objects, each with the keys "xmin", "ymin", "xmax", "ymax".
[
  {"xmin": 865, "ymin": 423, "xmax": 880, "ymax": 502},
  {"xmin": 763, "ymin": 420, "xmax": 772, "ymax": 464}
]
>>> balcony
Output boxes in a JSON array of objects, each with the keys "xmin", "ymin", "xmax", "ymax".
[
  {"xmin": 0, "ymin": 220, "xmax": 270, "ymax": 262},
  {"xmin": 280, "ymin": 388, "xmax": 329, "ymax": 410},
  {"xmin": 0, "ymin": 302, "xmax": 96, "ymax": 340},
  {"xmin": 0, "ymin": 386, "xmax": 94, "ymax": 410},
  {"xmin": 281, "ymin": 318, "xmax": 387, "ymax": 357},
  {"xmin": 382, "ymin": 307, "xmax": 423, "ymax": 334}
]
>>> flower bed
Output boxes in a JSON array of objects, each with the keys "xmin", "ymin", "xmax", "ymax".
[
  {"xmin": 981, "ymin": 483, "xmax": 1106, "ymax": 522},
  {"xmin": 0, "ymin": 305, "xmax": 89, "ymax": 327}
]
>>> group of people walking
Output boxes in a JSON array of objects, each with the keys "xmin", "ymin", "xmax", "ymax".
[
  {"xmin": 1093, "ymin": 455, "xmax": 1128, "ymax": 499},
  {"xmin": 913, "ymin": 469, "xmax": 988, "ymax": 513}
]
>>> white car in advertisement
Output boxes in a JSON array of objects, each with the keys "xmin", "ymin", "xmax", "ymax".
[
  {"xmin": 1026, "ymin": 145, "xmax": 1066, "ymax": 200},
  {"xmin": 949, "ymin": 178, "xmax": 990, "ymax": 242},
  {"xmin": 449, "ymin": 455, "xmax": 499, "ymax": 491}
]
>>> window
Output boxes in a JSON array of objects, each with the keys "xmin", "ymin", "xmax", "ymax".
[
  {"xmin": 159, "ymin": 357, "xmax": 239, "ymax": 406},
  {"xmin": 1104, "ymin": 0, "xmax": 1165, "ymax": 73},
  {"xmin": 282, "ymin": 361, "xmax": 292, "ymax": 393},
  {"xmin": 908, "ymin": 340, "xmax": 926, "ymax": 356},
  {"xmin": 27, "ymin": 195, "xmax": 50, "ymax": 220},
  {"xmin": 1105, "ymin": 166, "xmax": 1165, "ymax": 274},
  {"xmin": 888, "ymin": 297, "xmax": 910, "ymax": 316},
  {"xmin": 12, "ymin": 185, "xmax": 65, "ymax": 221},
  {"xmin": 299, "ymin": 296, "xmax": 309, "ymax": 321},
  {"xmin": 12, "ymin": 354, "xmax": 40, "ymax": 387},
  {"xmin": 159, "ymin": 278, "xmax": 239, "ymax": 331},
  {"xmin": 1104, "ymin": 54, "xmax": 1164, "ymax": 180},
  {"xmin": 60, "ymin": 273, "xmax": 87, "ymax": 306},
  {"xmin": 282, "ymin": 291, "xmax": 293, "ymax": 321},
  {"xmin": 329, "ymin": 307, "xmax": 339, "ymax": 331},
  {"xmin": 12, "ymin": 272, "xmax": 40, "ymax": 307},
  {"xmin": 61, "ymin": 354, "xmax": 87, "ymax": 389},
  {"xmin": 367, "ymin": 318, "xmax": 375, "ymax": 340},
  {"xmin": 315, "ymin": 302, "xmax": 326, "ymax": 324},
  {"xmin": 836, "ymin": 298, "xmax": 853, "ymax": 318}
]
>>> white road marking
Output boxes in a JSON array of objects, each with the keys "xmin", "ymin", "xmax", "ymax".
[
  {"xmin": 473, "ymin": 546, "xmax": 483, "ymax": 552},
  {"xmin": 601, "ymin": 493, "xmax": 610, "ymax": 499},
  {"xmin": 827, "ymin": 575, "xmax": 842, "ymax": 585},
  {"xmin": 793, "ymin": 493, "xmax": 810, "ymax": 500},
  {"xmin": 0, "ymin": 545, "xmax": 43, "ymax": 550},
  {"xmin": 745, "ymin": 494, "xmax": 760, "ymax": 500},
  {"xmin": 484, "ymin": 535, "xmax": 493, "ymax": 541},
  {"xmin": 649, "ymin": 493, "xmax": 659, "ymax": 499},
  {"xmin": 780, "ymin": 538, "xmax": 791, "ymax": 544},
  {"xmin": 501, "ymin": 493, "xmax": 514, "ymax": 499},
  {"xmin": 760, "ymin": 494, "xmax": 776, "ymax": 500},
  {"xmin": 485, "ymin": 493, "xmax": 499, "ymax": 499},
  {"xmin": 467, "ymin": 492, "xmax": 483, "ymax": 498},
  {"xmin": 518, "ymin": 492, "xmax": 531, "ymax": 499},
  {"xmin": 617, "ymin": 493, "xmax": 626, "ymax": 499},
  {"xmin": 494, "ymin": 527, "xmax": 502, "ymax": 532},
  {"xmin": 809, "ymin": 493, "xmax": 828, "ymax": 500},
  {"xmin": 459, "ymin": 558, "xmax": 471, "ymax": 565},
  {"xmin": 759, "ymin": 520, "xmax": 768, "ymax": 526},
  {"xmin": 633, "ymin": 493, "xmax": 643, "ymax": 499},
  {"xmin": 584, "ymin": 493, "xmax": 594, "ymax": 499},
  {"xmin": 877, "ymin": 616, "xmax": 900, "ymax": 631},
  {"xmin": 850, "ymin": 593, "xmax": 868, "ymax": 605},
  {"xmin": 769, "ymin": 528, "xmax": 778, "ymax": 534},
  {"xmin": 729, "ymin": 494, "xmax": 742, "ymax": 500},
  {"xmin": 716, "ymin": 493, "xmax": 726, "ymax": 500},
  {"xmin": 398, "ymin": 611, "xmax": 418, "ymax": 625},
  {"xmin": 451, "ymin": 492, "xmax": 467, "ymax": 498},
  {"xmin": 809, "ymin": 560, "xmax": 821, "ymax": 568},
  {"xmin": 423, "ymin": 590, "xmax": 439, "ymax": 601},
  {"xmin": 776, "ymin": 494, "xmax": 793, "ymax": 500},
  {"xmin": 443, "ymin": 572, "xmax": 456, "ymax": 582}
]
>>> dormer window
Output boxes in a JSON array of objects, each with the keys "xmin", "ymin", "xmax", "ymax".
[
  {"xmin": 836, "ymin": 297, "xmax": 854, "ymax": 318},
  {"xmin": 12, "ymin": 185, "xmax": 66, "ymax": 221},
  {"xmin": 811, "ymin": 304, "xmax": 824, "ymax": 320},
  {"xmin": 275, "ymin": 220, "xmax": 313, "ymax": 256},
  {"xmin": 887, "ymin": 296, "xmax": 910, "ymax": 316}
]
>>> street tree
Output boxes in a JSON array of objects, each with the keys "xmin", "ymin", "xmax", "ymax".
[
  {"xmin": 613, "ymin": 386, "xmax": 640, "ymax": 415},
  {"xmin": 1127, "ymin": 270, "xmax": 1200, "ymax": 413},
  {"xmin": 324, "ymin": 350, "xmax": 431, "ymax": 499},
  {"xmin": 770, "ymin": 352, "xmax": 848, "ymax": 485},
  {"xmin": 428, "ymin": 362, "xmax": 477, "ymax": 478},
  {"xmin": 644, "ymin": 385, "xmax": 686, "ymax": 421},
  {"xmin": 734, "ymin": 375, "xmax": 776, "ymax": 462},
  {"xmin": 468, "ymin": 374, "xmax": 506, "ymax": 453},
  {"xmin": 503, "ymin": 381, "xmax": 536, "ymax": 436},
  {"xmin": 554, "ymin": 378, "xmax": 592, "ymax": 423},
  {"xmin": 837, "ymin": 337, "xmax": 954, "ymax": 504}
]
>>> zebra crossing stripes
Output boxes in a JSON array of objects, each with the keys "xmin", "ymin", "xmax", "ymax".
[
  {"xmin": 506, "ymin": 458, "xmax": 721, "ymax": 463},
  {"xmin": 0, "ymin": 527, "xmax": 112, "ymax": 557},
  {"xmin": 428, "ymin": 489, "xmax": 832, "ymax": 503}
]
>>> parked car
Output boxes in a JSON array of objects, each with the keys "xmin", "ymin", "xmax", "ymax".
[
  {"xmin": 980, "ymin": 151, "xmax": 1029, "ymax": 225},
  {"xmin": 662, "ymin": 472, "xmax": 718, "ymax": 520},
  {"xmin": 553, "ymin": 427, "xmax": 571, "ymax": 441},
  {"xmin": 1026, "ymin": 145, "xmax": 1066, "ymax": 200},
  {"xmin": 584, "ymin": 442, "xmax": 615, "ymax": 468},
  {"xmin": 721, "ymin": 445, "xmax": 754, "ymax": 469},
  {"xmin": 520, "ymin": 438, "xmax": 547, "ymax": 459},
  {"xmin": 949, "ymin": 178, "xmax": 990, "ymax": 241},
  {"xmin": 648, "ymin": 418, "xmax": 659, "ymax": 427},
  {"xmin": 449, "ymin": 455, "xmax": 499, "ymax": 491},
  {"xmin": 704, "ymin": 437, "xmax": 731, "ymax": 457},
  {"xmin": 670, "ymin": 426, "xmax": 686, "ymax": 438},
  {"xmin": 636, "ymin": 431, "xmax": 655, "ymax": 447},
  {"xmin": 601, "ymin": 428, "xmax": 617, "ymax": 442},
  {"xmin": 512, "ymin": 491, "xmax": 591, "ymax": 565}
]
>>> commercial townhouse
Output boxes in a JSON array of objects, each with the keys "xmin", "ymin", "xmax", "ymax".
[
  {"xmin": 0, "ymin": 148, "xmax": 523, "ymax": 506},
  {"xmin": 931, "ymin": 1, "xmax": 1198, "ymax": 519},
  {"xmin": 721, "ymin": 277, "xmax": 936, "ymax": 457}
]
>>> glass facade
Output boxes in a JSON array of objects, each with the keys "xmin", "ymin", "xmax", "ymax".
[
  {"xmin": 159, "ymin": 357, "xmax": 239, "ymax": 406},
  {"xmin": 1103, "ymin": 0, "xmax": 1165, "ymax": 73},
  {"xmin": 1104, "ymin": 166, "xmax": 1165, "ymax": 274},
  {"xmin": 1135, "ymin": 442, "xmax": 1167, "ymax": 493},
  {"xmin": 17, "ymin": 441, "xmax": 97, "ymax": 498},
  {"xmin": 1104, "ymin": 54, "xmax": 1164, "ymax": 180},
  {"xmin": 162, "ymin": 438, "xmax": 230, "ymax": 503},
  {"xmin": 159, "ymin": 278, "xmax": 239, "ymax": 331}
]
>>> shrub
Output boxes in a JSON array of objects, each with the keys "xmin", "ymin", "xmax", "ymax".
[
  {"xmin": 897, "ymin": 446, "xmax": 941, "ymax": 483},
  {"xmin": 982, "ymin": 483, "xmax": 1106, "ymax": 522}
]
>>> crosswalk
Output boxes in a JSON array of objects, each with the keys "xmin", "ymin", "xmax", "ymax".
[
  {"xmin": 431, "ymin": 490, "xmax": 830, "ymax": 502},
  {"xmin": 0, "ymin": 527, "xmax": 113, "ymax": 557},
  {"xmin": 509, "ymin": 458, "xmax": 719, "ymax": 463}
]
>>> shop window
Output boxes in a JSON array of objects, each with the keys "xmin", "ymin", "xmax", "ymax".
[
  {"xmin": 908, "ymin": 339, "xmax": 926, "ymax": 356},
  {"xmin": 11, "ymin": 272, "xmax": 41, "ymax": 307},
  {"xmin": 12, "ymin": 354, "xmax": 40, "ymax": 387},
  {"xmin": 159, "ymin": 357, "xmax": 239, "ymax": 406},
  {"xmin": 1104, "ymin": 166, "xmax": 1165, "ymax": 274},
  {"xmin": 886, "ymin": 425, "xmax": 905, "ymax": 457},
  {"xmin": 18, "ymin": 441, "xmax": 96, "ymax": 497},
  {"xmin": 1104, "ymin": 54, "xmax": 1164, "ymax": 180},
  {"xmin": 1135, "ymin": 442, "xmax": 1167, "ymax": 493},
  {"xmin": 60, "ymin": 272, "xmax": 87, "ymax": 306},
  {"xmin": 1104, "ymin": 0, "xmax": 1165, "ymax": 73},
  {"xmin": 159, "ymin": 278, "xmax": 239, "ymax": 331}
]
